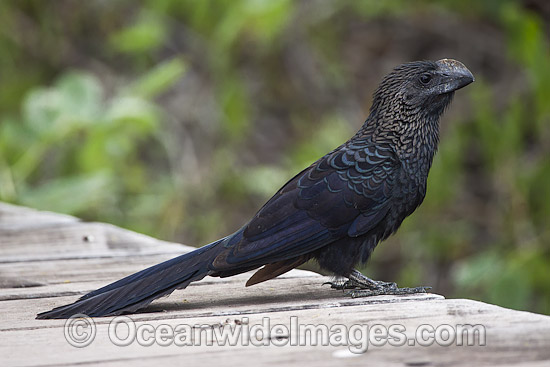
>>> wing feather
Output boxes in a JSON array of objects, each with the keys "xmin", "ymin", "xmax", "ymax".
[{"xmin": 210, "ymin": 140, "xmax": 399, "ymax": 272}]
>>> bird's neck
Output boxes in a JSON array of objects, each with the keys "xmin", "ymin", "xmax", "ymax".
[{"xmin": 360, "ymin": 113, "xmax": 441, "ymax": 176}]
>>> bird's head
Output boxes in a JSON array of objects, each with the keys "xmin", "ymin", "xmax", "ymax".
[{"xmin": 370, "ymin": 58, "xmax": 474, "ymax": 122}]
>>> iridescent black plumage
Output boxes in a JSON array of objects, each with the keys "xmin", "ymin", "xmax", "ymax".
[{"xmin": 37, "ymin": 59, "xmax": 474, "ymax": 319}]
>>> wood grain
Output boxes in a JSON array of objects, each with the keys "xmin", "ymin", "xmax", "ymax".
[{"xmin": 1, "ymin": 202, "xmax": 548, "ymax": 367}]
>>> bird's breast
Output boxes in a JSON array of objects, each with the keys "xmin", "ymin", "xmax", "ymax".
[{"xmin": 392, "ymin": 162, "xmax": 428, "ymax": 217}]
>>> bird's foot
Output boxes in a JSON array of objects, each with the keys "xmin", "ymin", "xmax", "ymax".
[
  {"xmin": 325, "ymin": 269, "xmax": 431, "ymax": 297},
  {"xmin": 324, "ymin": 280, "xmax": 355, "ymax": 290},
  {"xmin": 324, "ymin": 279, "xmax": 395, "ymax": 290},
  {"xmin": 346, "ymin": 284, "xmax": 431, "ymax": 298}
]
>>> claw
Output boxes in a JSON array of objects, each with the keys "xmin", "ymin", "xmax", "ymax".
[
  {"xmin": 324, "ymin": 280, "xmax": 357, "ymax": 290},
  {"xmin": 372, "ymin": 281, "xmax": 397, "ymax": 290},
  {"xmin": 328, "ymin": 269, "xmax": 431, "ymax": 298},
  {"xmin": 348, "ymin": 286, "xmax": 431, "ymax": 298},
  {"xmin": 323, "ymin": 281, "xmax": 344, "ymax": 290}
]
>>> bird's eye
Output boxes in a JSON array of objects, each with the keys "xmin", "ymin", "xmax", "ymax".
[{"xmin": 419, "ymin": 73, "xmax": 432, "ymax": 84}]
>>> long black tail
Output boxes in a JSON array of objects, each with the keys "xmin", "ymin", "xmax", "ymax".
[{"xmin": 36, "ymin": 238, "xmax": 226, "ymax": 319}]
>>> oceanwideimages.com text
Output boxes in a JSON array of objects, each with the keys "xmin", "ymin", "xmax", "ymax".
[{"xmin": 65, "ymin": 314, "xmax": 486, "ymax": 353}]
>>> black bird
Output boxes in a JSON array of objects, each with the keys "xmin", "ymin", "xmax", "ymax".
[{"xmin": 37, "ymin": 59, "xmax": 474, "ymax": 319}]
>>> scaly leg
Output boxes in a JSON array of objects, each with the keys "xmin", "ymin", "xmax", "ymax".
[{"xmin": 326, "ymin": 269, "xmax": 430, "ymax": 298}]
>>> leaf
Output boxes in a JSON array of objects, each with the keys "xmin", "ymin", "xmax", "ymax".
[
  {"xmin": 128, "ymin": 58, "xmax": 187, "ymax": 99},
  {"xmin": 105, "ymin": 96, "xmax": 158, "ymax": 133},
  {"xmin": 109, "ymin": 12, "xmax": 166, "ymax": 55},
  {"xmin": 22, "ymin": 72, "xmax": 102, "ymax": 136},
  {"xmin": 55, "ymin": 72, "xmax": 103, "ymax": 121}
]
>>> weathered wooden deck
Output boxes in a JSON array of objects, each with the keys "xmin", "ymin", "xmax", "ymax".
[{"xmin": 1, "ymin": 202, "xmax": 549, "ymax": 366}]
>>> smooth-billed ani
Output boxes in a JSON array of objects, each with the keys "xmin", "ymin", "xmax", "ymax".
[{"xmin": 37, "ymin": 59, "xmax": 474, "ymax": 319}]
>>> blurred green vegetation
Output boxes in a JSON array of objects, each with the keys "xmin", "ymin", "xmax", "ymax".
[{"xmin": 0, "ymin": 0, "xmax": 549, "ymax": 314}]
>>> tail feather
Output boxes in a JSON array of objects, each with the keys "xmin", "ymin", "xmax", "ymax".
[{"xmin": 36, "ymin": 239, "xmax": 226, "ymax": 319}]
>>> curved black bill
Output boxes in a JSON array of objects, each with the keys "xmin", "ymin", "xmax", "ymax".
[{"xmin": 435, "ymin": 59, "xmax": 475, "ymax": 94}]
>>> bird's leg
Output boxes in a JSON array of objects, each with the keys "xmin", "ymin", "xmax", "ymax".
[
  {"xmin": 327, "ymin": 269, "xmax": 431, "ymax": 297},
  {"xmin": 326, "ymin": 269, "xmax": 396, "ymax": 290}
]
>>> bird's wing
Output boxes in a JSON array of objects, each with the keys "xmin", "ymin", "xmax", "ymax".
[{"xmin": 210, "ymin": 140, "xmax": 399, "ymax": 271}]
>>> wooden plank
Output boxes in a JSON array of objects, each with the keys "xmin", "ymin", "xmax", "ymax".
[
  {"xmin": 1, "ymin": 274, "xmax": 442, "ymax": 329},
  {"xmin": 0, "ymin": 202, "xmax": 78, "ymax": 229},
  {"xmin": 2, "ymin": 292, "xmax": 549, "ymax": 367},
  {"xmin": 0, "ymin": 220, "xmax": 194, "ymax": 262},
  {"xmin": 0, "ymin": 202, "xmax": 195, "ymax": 262},
  {"xmin": 1, "ymin": 202, "xmax": 550, "ymax": 367}
]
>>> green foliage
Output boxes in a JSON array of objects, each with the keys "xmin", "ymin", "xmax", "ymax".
[
  {"xmin": 0, "ymin": 0, "xmax": 549, "ymax": 314},
  {"xmin": 451, "ymin": 1, "xmax": 550, "ymax": 312},
  {"xmin": 110, "ymin": 11, "xmax": 167, "ymax": 56},
  {"xmin": 0, "ymin": 60, "xmax": 186, "ymax": 233}
]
